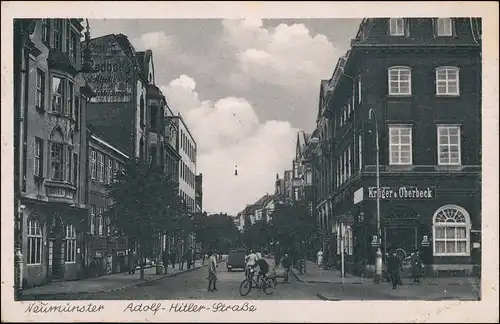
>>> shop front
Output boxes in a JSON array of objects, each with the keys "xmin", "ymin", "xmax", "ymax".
[{"xmin": 344, "ymin": 178, "xmax": 480, "ymax": 277}]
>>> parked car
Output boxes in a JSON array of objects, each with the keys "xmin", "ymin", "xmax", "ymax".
[{"xmin": 227, "ymin": 248, "xmax": 246, "ymax": 272}]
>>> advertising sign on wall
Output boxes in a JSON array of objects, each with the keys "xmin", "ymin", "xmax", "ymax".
[
  {"xmin": 84, "ymin": 37, "xmax": 133, "ymax": 103},
  {"xmin": 366, "ymin": 186, "xmax": 435, "ymax": 200}
]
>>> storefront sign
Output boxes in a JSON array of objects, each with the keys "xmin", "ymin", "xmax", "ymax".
[{"xmin": 367, "ymin": 186, "xmax": 435, "ymax": 200}]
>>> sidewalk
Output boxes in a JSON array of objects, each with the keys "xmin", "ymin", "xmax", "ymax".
[
  {"xmin": 290, "ymin": 259, "xmax": 367, "ymax": 284},
  {"xmin": 22, "ymin": 259, "xmax": 212, "ymax": 299}
]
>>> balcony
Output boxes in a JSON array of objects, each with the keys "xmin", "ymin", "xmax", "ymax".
[
  {"xmin": 45, "ymin": 180, "xmax": 77, "ymax": 204},
  {"xmin": 292, "ymin": 178, "xmax": 302, "ymax": 188}
]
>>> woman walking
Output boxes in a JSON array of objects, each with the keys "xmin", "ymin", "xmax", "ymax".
[{"xmin": 207, "ymin": 250, "xmax": 218, "ymax": 292}]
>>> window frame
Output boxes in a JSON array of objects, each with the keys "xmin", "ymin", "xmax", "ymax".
[
  {"xmin": 98, "ymin": 207, "xmax": 104, "ymax": 235},
  {"xmin": 388, "ymin": 66, "xmax": 412, "ymax": 96},
  {"xmin": 437, "ymin": 125, "xmax": 461, "ymax": 166},
  {"xmin": 36, "ymin": 69, "xmax": 45, "ymax": 111},
  {"xmin": 27, "ymin": 217, "xmax": 43, "ymax": 265},
  {"xmin": 436, "ymin": 18, "xmax": 453, "ymax": 37},
  {"xmin": 90, "ymin": 149, "xmax": 97, "ymax": 180},
  {"xmin": 50, "ymin": 141, "xmax": 64, "ymax": 181},
  {"xmin": 34, "ymin": 137, "xmax": 44, "ymax": 178},
  {"xmin": 67, "ymin": 80, "xmax": 74, "ymax": 117},
  {"xmin": 435, "ymin": 66, "xmax": 460, "ymax": 96},
  {"xmin": 53, "ymin": 19, "xmax": 63, "ymax": 50},
  {"xmin": 72, "ymin": 152, "xmax": 78, "ymax": 186},
  {"xmin": 107, "ymin": 157, "xmax": 113, "ymax": 184},
  {"xmin": 90, "ymin": 205, "xmax": 96, "ymax": 235},
  {"xmin": 389, "ymin": 18, "xmax": 405, "ymax": 36},
  {"xmin": 65, "ymin": 224, "xmax": 77, "ymax": 263},
  {"xmin": 388, "ymin": 124, "xmax": 413, "ymax": 165},
  {"xmin": 51, "ymin": 75, "xmax": 65, "ymax": 114},
  {"xmin": 98, "ymin": 153, "xmax": 105, "ymax": 183},
  {"xmin": 432, "ymin": 205, "xmax": 471, "ymax": 257},
  {"xmin": 41, "ymin": 19, "xmax": 50, "ymax": 44}
]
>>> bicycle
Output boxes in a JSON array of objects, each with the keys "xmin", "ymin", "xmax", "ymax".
[{"xmin": 239, "ymin": 268, "xmax": 276, "ymax": 296}]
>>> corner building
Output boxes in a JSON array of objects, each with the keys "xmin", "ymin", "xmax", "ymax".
[{"xmin": 321, "ymin": 18, "xmax": 481, "ymax": 277}]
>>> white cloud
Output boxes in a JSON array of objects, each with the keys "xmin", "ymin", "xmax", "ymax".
[
  {"xmin": 131, "ymin": 31, "xmax": 174, "ymax": 52},
  {"xmin": 162, "ymin": 75, "xmax": 297, "ymax": 215},
  {"xmin": 222, "ymin": 19, "xmax": 339, "ymax": 90}
]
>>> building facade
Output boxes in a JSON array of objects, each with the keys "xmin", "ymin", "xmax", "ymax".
[
  {"xmin": 195, "ymin": 173, "xmax": 203, "ymax": 213},
  {"xmin": 85, "ymin": 132, "xmax": 129, "ymax": 277},
  {"xmin": 318, "ymin": 18, "xmax": 482, "ymax": 277},
  {"xmin": 14, "ymin": 18, "xmax": 93, "ymax": 288}
]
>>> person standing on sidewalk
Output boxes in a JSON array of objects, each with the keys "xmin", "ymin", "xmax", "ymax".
[
  {"xmin": 317, "ymin": 249, "xmax": 324, "ymax": 268},
  {"xmin": 207, "ymin": 250, "xmax": 218, "ymax": 292},
  {"xmin": 170, "ymin": 249, "xmax": 177, "ymax": 269},
  {"xmin": 162, "ymin": 249, "xmax": 170, "ymax": 274},
  {"xmin": 186, "ymin": 249, "xmax": 193, "ymax": 270},
  {"xmin": 409, "ymin": 249, "xmax": 423, "ymax": 283},
  {"xmin": 127, "ymin": 249, "xmax": 136, "ymax": 275},
  {"xmin": 387, "ymin": 248, "xmax": 403, "ymax": 289},
  {"xmin": 282, "ymin": 253, "xmax": 292, "ymax": 283}
]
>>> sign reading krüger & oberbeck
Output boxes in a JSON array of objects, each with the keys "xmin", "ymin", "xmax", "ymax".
[{"xmin": 367, "ymin": 186, "xmax": 435, "ymax": 200}]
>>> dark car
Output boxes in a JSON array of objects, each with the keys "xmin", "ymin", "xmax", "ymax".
[{"xmin": 227, "ymin": 248, "xmax": 246, "ymax": 272}]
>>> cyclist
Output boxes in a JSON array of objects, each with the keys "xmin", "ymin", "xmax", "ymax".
[
  {"xmin": 251, "ymin": 257, "xmax": 270, "ymax": 288},
  {"xmin": 245, "ymin": 250, "xmax": 258, "ymax": 278},
  {"xmin": 256, "ymin": 251, "xmax": 262, "ymax": 260}
]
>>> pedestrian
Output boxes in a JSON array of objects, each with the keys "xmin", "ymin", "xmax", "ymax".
[
  {"xmin": 387, "ymin": 248, "xmax": 403, "ymax": 289},
  {"xmin": 409, "ymin": 249, "xmax": 423, "ymax": 283},
  {"xmin": 127, "ymin": 249, "xmax": 136, "ymax": 275},
  {"xmin": 317, "ymin": 249, "xmax": 324, "ymax": 268},
  {"xmin": 170, "ymin": 249, "xmax": 177, "ymax": 269},
  {"xmin": 186, "ymin": 249, "xmax": 193, "ymax": 270},
  {"xmin": 162, "ymin": 249, "xmax": 170, "ymax": 274},
  {"xmin": 202, "ymin": 251, "xmax": 206, "ymax": 265},
  {"xmin": 282, "ymin": 253, "xmax": 292, "ymax": 283},
  {"xmin": 207, "ymin": 250, "xmax": 218, "ymax": 292}
]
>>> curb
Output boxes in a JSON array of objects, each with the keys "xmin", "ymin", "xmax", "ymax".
[
  {"xmin": 291, "ymin": 268, "xmax": 364, "ymax": 284},
  {"xmin": 21, "ymin": 263, "xmax": 209, "ymax": 300},
  {"xmin": 316, "ymin": 293, "xmax": 339, "ymax": 301}
]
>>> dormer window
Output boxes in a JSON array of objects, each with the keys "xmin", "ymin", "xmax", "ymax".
[
  {"xmin": 436, "ymin": 18, "xmax": 453, "ymax": 37},
  {"xmin": 389, "ymin": 18, "xmax": 405, "ymax": 36}
]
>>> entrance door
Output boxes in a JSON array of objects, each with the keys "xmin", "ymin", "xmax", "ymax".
[
  {"xmin": 52, "ymin": 239, "xmax": 63, "ymax": 279},
  {"xmin": 384, "ymin": 226, "xmax": 417, "ymax": 260}
]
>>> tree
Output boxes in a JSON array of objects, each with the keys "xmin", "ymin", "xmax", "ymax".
[
  {"xmin": 104, "ymin": 160, "xmax": 182, "ymax": 279},
  {"xmin": 192, "ymin": 212, "xmax": 240, "ymax": 254},
  {"xmin": 242, "ymin": 219, "xmax": 274, "ymax": 252}
]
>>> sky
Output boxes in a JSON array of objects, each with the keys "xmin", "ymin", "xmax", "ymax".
[{"xmin": 88, "ymin": 18, "xmax": 362, "ymax": 215}]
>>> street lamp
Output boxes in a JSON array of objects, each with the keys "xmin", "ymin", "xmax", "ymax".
[{"xmin": 368, "ymin": 108, "xmax": 382, "ymax": 284}]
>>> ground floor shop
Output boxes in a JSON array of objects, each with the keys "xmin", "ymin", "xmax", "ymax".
[
  {"xmin": 326, "ymin": 173, "xmax": 481, "ymax": 277},
  {"xmin": 84, "ymin": 235, "xmax": 128, "ymax": 277},
  {"xmin": 21, "ymin": 199, "xmax": 86, "ymax": 288}
]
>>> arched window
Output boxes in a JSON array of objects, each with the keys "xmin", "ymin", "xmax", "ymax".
[
  {"xmin": 27, "ymin": 218, "xmax": 43, "ymax": 265},
  {"xmin": 388, "ymin": 66, "xmax": 412, "ymax": 96},
  {"xmin": 436, "ymin": 66, "xmax": 460, "ymax": 96},
  {"xmin": 65, "ymin": 224, "xmax": 77, "ymax": 263},
  {"xmin": 433, "ymin": 205, "xmax": 471, "ymax": 256}
]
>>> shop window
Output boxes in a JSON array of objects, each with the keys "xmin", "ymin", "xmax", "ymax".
[
  {"xmin": 65, "ymin": 224, "xmax": 77, "ymax": 263},
  {"xmin": 27, "ymin": 217, "xmax": 43, "ymax": 265},
  {"xmin": 433, "ymin": 205, "xmax": 471, "ymax": 256}
]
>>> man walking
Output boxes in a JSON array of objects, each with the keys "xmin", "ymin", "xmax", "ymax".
[
  {"xmin": 162, "ymin": 249, "xmax": 170, "ymax": 274},
  {"xmin": 127, "ymin": 249, "xmax": 136, "ymax": 275},
  {"xmin": 207, "ymin": 250, "xmax": 218, "ymax": 292},
  {"xmin": 170, "ymin": 249, "xmax": 177, "ymax": 270},
  {"xmin": 409, "ymin": 249, "xmax": 423, "ymax": 283},
  {"xmin": 387, "ymin": 248, "xmax": 403, "ymax": 289}
]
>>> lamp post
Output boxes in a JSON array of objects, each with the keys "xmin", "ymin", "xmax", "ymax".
[{"xmin": 368, "ymin": 108, "xmax": 382, "ymax": 284}]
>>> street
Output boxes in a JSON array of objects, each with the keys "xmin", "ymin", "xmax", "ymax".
[{"xmin": 24, "ymin": 259, "xmax": 480, "ymax": 301}]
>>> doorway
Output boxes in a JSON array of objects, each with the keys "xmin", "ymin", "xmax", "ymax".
[{"xmin": 383, "ymin": 226, "xmax": 418, "ymax": 260}]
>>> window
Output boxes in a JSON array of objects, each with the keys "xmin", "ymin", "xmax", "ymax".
[
  {"xmin": 72, "ymin": 152, "xmax": 78, "ymax": 185},
  {"xmin": 106, "ymin": 216, "xmax": 111, "ymax": 236},
  {"xmin": 347, "ymin": 146, "xmax": 352, "ymax": 178},
  {"xmin": 27, "ymin": 218, "xmax": 43, "ymax": 265},
  {"xmin": 50, "ymin": 142, "xmax": 64, "ymax": 180},
  {"xmin": 389, "ymin": 18, "xmax": 405, "ymax": 36},
  {"xmin": 344, "ymin": 226, "xmax": 354, "ymax": 256},
  {"xmin": 67, "ymin": 25, "xmax": 78, "ymax": 62},
  {"xmin": 65, "ymin": 224, "xmax": 77, "ymax": 263},
  {"xmin": 388, "ymin": 67, "xmax": 411, "ymax": 95},
  {"xmin": 357, "ymin": 77, "xmax": 362, "ymax": 103},
  {"xmin": 74, "ymin": 96, "xmax": 80, "ymax": 130},
  {"xmin": 437, "ymin": 125, "xmax": 461, "ymax": 165},
  {"xmin": 53, "ymin": 19, "xmax": 62, "ymax": 50},
  {"xmin": 90, "ymin": 149, "xmax": 96, "ymax": 179},
  {"xmin": 51, "ymin": 76, "xmax": 65, "ymax": 113},
  {"xmin": 36, "ymin": 69, "xmax": 45, "ymax": 110},
  {"xmin": 436, "ymin": 67, "xmax": 459, "ymax": 96},
  {"xmin": 98, "ymin": 207, "xmax": 104, "ymax": 235},
  {"xmin": 113, "ymin": 160, "xmax": 120, "ymax": 182},
  {"xmin": 433, "ymin": 205, "xmax": 471, "ymax": 256},
  {"xmin": 98, "ymin": 153, "xmax": 104, "ymax": 182},
  {"xmin": 107, "ymin": 157, "xmax": 112, "ymax": 184},
  {"xmin": 67, "ymin": 81, "xmax": 74, "ymax": 117},
  {"xmin": 358, "ymin": 134, "xmax": 363, "ymax": 171},
  {"xmin": 140, "ymin": 95, "xmax": 145, "ymax": 126},
  {"xmin": 150, "ymin": 105, "xmax": 158, "ymax": 130},
  {"xmin": 41, "ymin": 19, "xmax": 50, "ymax": 44},
  {"xmin": 343, "ymin": 107, "xmax": 347, "ymax": 124},
  {"xmin": 67, "ymin": 147, "xmax": 72, "ymax": 183},
  {"xmin": 90, "ymin": 205, "xmax": 96, "ymax": 234},
  {"xmin": 389, "ymin": 125, "xmax": 413, "ymax": 165},
  {"xmin": 34, "ymin": 137, "xmax": 43, "ymax": 177},
  {"xmin": 436, "ymin": 18, "xmax": 453, "ymax": 36}
]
